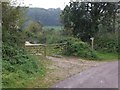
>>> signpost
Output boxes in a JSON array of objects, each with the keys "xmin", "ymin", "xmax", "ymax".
[{"xmin": 90, "ymin": 37, "xmax": 94, "ymax": 50}]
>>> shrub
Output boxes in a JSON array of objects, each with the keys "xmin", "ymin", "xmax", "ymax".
[
  {"xmin": 94, "ymin": 33, "xmax": 118, "ymax": 53},
  {"xmin": 2, "ymin": 42, "xmax": 44, "ymax": 87},
  {"xmin": 62, "ymin": 37, "xmax": 99, "ymax": 60}
]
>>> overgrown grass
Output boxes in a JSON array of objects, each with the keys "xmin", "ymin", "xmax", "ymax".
[{"xmin": 24, "ymin": 55, "xmax": 52, "ymax": 88}]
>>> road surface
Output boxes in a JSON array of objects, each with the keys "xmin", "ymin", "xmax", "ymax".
[{"xmin": 53, "ymin": 61, "xmax": 118, "ymax": 88}]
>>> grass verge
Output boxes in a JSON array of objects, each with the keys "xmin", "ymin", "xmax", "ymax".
[{"xmin": 96, "ymin": 52, "xmax": 118, "ymax": 61}]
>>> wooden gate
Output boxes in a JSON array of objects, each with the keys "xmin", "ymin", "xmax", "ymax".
[{"xmin": 25, "ymin": 43, "xmax": 66, "ymax": 57}]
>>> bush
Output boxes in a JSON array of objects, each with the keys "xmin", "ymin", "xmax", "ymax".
[
  {"xmin": 94, "ymin": 33, "xmax": 118, "ymax": 53},
  {"xmin": 2, "ymin": 42, "xmax": 44, "ymax": 87},
  {"xmin": 62, "ymin": 37, "xmax": 99, "ymax": 60}
]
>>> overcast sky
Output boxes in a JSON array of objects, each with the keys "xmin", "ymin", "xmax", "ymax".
[
  {"xmin": 16, "ymin": 0, "xmax": 118, "ymax": 9},
  {"xmin": 19, "ymin": 0, "xmax": 70, "ymax": 9}
]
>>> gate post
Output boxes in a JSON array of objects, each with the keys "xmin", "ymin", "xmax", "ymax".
[{"xmin": 44, "ymin": 44, "xmax": 47, "ymax": 57}]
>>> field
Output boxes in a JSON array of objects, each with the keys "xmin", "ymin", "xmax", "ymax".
[{"xmin": 43, "ymin": 26, "xmax": 63, "ymax": 30}]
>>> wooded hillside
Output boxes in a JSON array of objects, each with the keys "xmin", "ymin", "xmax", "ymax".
[{"xmin": 26, "ymin": 8, "xmax": 62, "ymax": 26}]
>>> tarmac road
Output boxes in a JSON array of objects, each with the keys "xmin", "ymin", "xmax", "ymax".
[{"xmin": 53, "ymin": 61, "xmax": 118, "ymax": 88}]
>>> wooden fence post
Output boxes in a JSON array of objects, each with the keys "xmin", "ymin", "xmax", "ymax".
[
  {"xmin": 44, "ymin": 44, "xmax": 46, "ymax": 57},
  {"xmin": 90, "ymin": 37, "xmax": 94, "ymax": 50}
]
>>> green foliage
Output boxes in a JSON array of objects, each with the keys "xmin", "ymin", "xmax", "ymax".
[
  {"xmin": 62, "ymin": 37, "xmax": 99, "ymax": 60},
  {"xmin": 46, "ymin": 44, "xmax": 65, "ymax": 56},
  {"xmin": 2, "ymin": 42, "xmax": 44, "ymax": 87},
  {"xmin": 2, "ymin": 2, "xmax": 45, "ymax": 88},
  {"xmin": 24, "ymin": 21, "xmax": 43, "ymax": 43},
  {"xmin": 61, "ymin": 2, "xmax": 119, "ymax": 41},
  {"xmin": 2, "ymin": 39, "xmax": 46, "ymax": 88},
  {"xmin": 94, "ymin": 33, "xmax": 118, "ymax": 53},
  {"xmin": 41, "ymin": 29, "xmax": 66, "ymax": 44},
  {"xmin": 2, "ymin": 2, "xmax": 26, "ymax": 46}
]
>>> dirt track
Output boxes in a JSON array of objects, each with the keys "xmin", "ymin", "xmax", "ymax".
[
  {"xmin": 28, "ymin": 56, "xmax": 117, "ymax": 88},
  {"xmin": 44, "ymin": 56, "xmax": 106, "ymax": 87},
  {"xmin": 52, "ymin": 61, "xmax": 118, "ymax": 88}
]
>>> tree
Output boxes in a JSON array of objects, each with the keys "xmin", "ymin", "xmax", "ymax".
[
  {"xmin": 2, "ymin": 1, "xmax": 27, "ymax": 62},
  {"xmin": 24, "ymin": 21, "xmax": 43, "ymax": 43},
  {"xmin": 2, "ymin": 2, "xmax": 26, "ymax": 46},
  {"xmin": 61, "ymin": 2, "xmax": 120, "ymax": 42}
]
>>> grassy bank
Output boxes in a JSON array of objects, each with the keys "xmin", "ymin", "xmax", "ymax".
[
  {"xmin": 25, "ymin": 55, "xmax": 52, "ymax": 88},
  {"xmin": 96, "ymin": 52, "xmax": 118, "ymax": 61},
  {"xmin": 2, "ymin": 51, "xmax": 48, "ymax": 88}
]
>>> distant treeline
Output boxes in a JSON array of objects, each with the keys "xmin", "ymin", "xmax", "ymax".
[{"xmin": 26, "ymin": 8, "xmax": 62, "ymax": 26}]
